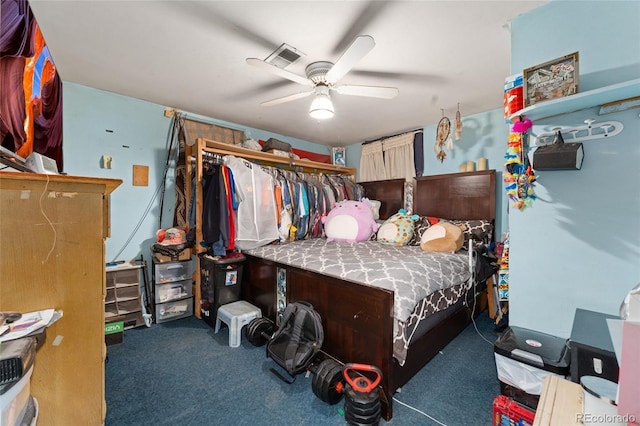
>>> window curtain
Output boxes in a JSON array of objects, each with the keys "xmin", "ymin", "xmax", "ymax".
[
  {"xmin": 359, "ymin": 141, "xmax": 387, "ymax": 182},
  {"xmin": 382, "ymin": 133, "xmax": 416, "ymax": 181}
]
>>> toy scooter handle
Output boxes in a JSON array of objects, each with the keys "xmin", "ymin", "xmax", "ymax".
[{"xmin": 343, "ymin": 363, "xmax": 382, "ymax": 393}]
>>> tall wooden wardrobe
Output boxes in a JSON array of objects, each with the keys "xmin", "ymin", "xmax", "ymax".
[{"xmin": 0, "ymin": 172, "xmax": 121, "ymax": 424}]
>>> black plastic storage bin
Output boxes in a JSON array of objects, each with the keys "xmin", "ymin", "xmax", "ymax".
[
  {"xmin": 199, "ymin": 253, "xmax": 246, "ymax": 328},
  {"xmin": 569, "ymin": 308, "xmax": 619, "ymax": 383},
  {"xmin": 494, "ymin": 326, "xmax": 571, "ymax": 410}
]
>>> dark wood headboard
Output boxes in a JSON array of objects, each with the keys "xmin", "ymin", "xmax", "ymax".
[
  {"xmin": 359, "ymin": 178, "xmax": 405, "ymax": 220},
  {"xmin": 413, "ymin": 170, "xmax": 496, "ymax": 221},
  {"xmin": 359, "ymin": 171, "xmax": 495, "ymax": 223}
]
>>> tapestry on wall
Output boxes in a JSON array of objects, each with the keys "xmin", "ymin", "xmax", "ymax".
[{"xmin": 0, "ymin": 0, "xmax": 63, "ymax": 171}]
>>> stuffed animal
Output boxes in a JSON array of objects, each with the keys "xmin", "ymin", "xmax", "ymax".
[
  {"xmin": 420, "ymin": 221, "xmax": 465, "ymax": 253},
  {"xmin": 321, "ymin": 199, "xmax": 379, "ymax": 243},
  {"xmin": 156, "ymin": 227, "xmax": 187, "ymax": 245},
  {"xmin": 363, "ymin": 198, "xmax": 381, "ymax": 220},
  {"xmin": 377, "ymin": 209, "xmax": 419, "ymax": 246}
]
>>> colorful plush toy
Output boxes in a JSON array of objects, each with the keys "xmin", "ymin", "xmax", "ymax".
[
  {"xmin": 504, "ymin": 117, "xmax": 536, "ymax": 210},
  {"xmin": 156, "ymin": 227, "xmax": 187, "ymax": 245},
  {"xmin": 321, "ymin": 199, "xmax": 379, "ymax": 243},
  {"xmin": 377, "ymin": 209, "xmax": 419, "ymax": 246},
  {"xmin": 420, "ymin": 221, "xmax": 465, "ymax": 253}
]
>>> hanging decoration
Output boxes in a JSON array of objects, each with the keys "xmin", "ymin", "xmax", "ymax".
[
  {"xmin": 434, "ymin": 110, "xmax": 452, "ymax": 163},
  {"xmin": 504, "ymin": 117, "xmax": 536, "ymax": 210},
  {"xmin": 454, "ymin": 103, "xmax": 463, "ymax": 141}
]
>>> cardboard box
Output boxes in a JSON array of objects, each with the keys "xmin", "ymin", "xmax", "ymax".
[{"xmin": 105, "ymin": 320, "xmax": 124, "ymax": 346}]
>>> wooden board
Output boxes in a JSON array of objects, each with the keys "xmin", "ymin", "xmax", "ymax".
[
  {"xmin": 132, "ymin": 164, "xmax": 149, "ymax": 186},
  {"xmin": 533, "ymin": 375, "xmax": 583, "ymax": 426}
]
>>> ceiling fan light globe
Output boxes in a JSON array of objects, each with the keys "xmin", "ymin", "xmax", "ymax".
[{"xmin": 309, "ymin": 94, "xmax": 334, "ymax": 120}]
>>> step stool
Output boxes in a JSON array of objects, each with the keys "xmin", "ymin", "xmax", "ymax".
[{"xmin": 214, "ymin": 300, "xmax": 261, "ymax": 348}]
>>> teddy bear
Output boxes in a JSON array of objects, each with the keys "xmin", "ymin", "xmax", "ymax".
[
  {"xmin": 420, "ymin": 221, "xmax": 466, "ymax": 253},
  {"xmin": 376, "ymin": 209, "xmax": 419, "ymax": 246},
  {"xmin": 321, "ymin": 199, "xmax": 379, "ymax": 243}
]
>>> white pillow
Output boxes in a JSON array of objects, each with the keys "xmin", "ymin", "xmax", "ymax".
[{"xmin": 368, "ymin": 200, "xmax": 381, "ymax": 220}]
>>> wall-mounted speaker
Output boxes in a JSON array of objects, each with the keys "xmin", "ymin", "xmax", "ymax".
[{"xmin": 533, "ymin": 131, "xmax": 584, "ymax": 170}]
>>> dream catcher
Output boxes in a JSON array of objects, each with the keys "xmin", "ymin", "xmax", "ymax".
[
  {"xmin": 454, "ymin": 103, "xmax": 463, "ymax": 141},
  {"xmin": 434, "ymin": 110, "xmax": 453, "ymax": 162},
  {"xmin": 504, "ymin": 117, "xmax": 536, "ymax": 210}
]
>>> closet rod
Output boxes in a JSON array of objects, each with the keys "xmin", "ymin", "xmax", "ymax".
[
  {"xmin": 168, "ymin": 109, "xmax": 245, "ymax": 133},
  {"xmin": 363, "ymin": 128, "xmax": 423, "ymax": 145}
]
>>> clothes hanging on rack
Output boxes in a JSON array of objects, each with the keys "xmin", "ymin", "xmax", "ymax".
[
  {"xmin": 200, "ymin": 162, "xmax": 235, "ymax": 256},
  {"xmin": 197, "ymin": 153, "xmax": 364, "ymax": 251},
  {"xmin": 223, "ymin": 155, "xmax": 279, "ymax": 250},
  {"xmin": 202, "ymin": 163, "xmax": 222, "ymax": 247}
]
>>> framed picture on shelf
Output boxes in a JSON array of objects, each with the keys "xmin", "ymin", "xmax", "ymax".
[
  {"xmin": 523, "ymin": 52, "xmax": 579, "ymax": 107},
  {"xmin": 332, "ymin": 147, "xmax": 346, "ymax": 166}
]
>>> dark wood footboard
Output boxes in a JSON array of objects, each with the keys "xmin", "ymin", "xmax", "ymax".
[
  {"xmin": 242, "ymin": 254, "xmax": 396, "ymax": 418},
  {"xmin": 241, "ymin": 254, "xmax": 485, "ymax": 420}
]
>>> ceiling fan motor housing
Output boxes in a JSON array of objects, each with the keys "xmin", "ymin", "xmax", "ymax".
[{"xmin": 306, "ymin": 61, "xmax": 334, "ymax": 85}]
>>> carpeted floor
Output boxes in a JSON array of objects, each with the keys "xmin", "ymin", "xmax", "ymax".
[{"xmin": 105, "ymin": 310, "xmax": 501, "ymax": 425}]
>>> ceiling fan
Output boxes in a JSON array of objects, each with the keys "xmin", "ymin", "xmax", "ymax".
[{"xmin": 246, "ymin": 35, "xmax": 399, "ymax": 119}]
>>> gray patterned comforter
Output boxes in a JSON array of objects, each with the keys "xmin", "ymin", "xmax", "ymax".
[{"xmin": 243, "ymin": 239, "xmax": 471, "ymax": 325}]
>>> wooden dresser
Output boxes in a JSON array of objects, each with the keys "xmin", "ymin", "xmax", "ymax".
[{"xmin": 0, "ymin": 172, "xmax": 121, "ymax": 425}]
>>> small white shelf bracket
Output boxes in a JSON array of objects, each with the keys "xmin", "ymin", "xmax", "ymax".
[{"xmin": 532, "ymin": 119, "xmax": 624, "ymax": 146}]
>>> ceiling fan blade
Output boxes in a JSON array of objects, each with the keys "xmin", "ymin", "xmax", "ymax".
[
  {"xmin": 350, "ymin": 70, "xmax": 447, "ymax": 84},
  {"xmin": 246, "ymin": 58, "xmax": 312, "ymax": 87},
  {"xmin": 261, "ymin": 90, "xmax": 314, "ymax": 107},
  {"xmin": 332, "ymin": 1, "xmax": 391, "ymax": 55},
  {"xmin": 325, "ymin": 35, "xmax": 375, "ymax": 85},
  {"xmin": 334, "ymin": 85, "xmax": 399, "ymax": 99}
]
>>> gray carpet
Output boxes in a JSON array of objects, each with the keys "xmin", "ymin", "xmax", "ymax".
[{"xmin": 105, "ymin": 310, "xmax": 501, "ymax": 425}]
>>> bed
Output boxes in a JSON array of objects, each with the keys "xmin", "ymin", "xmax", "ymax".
[{"xmin": 240, "ymin": 170, "xmax": 496, "ymax": 420}]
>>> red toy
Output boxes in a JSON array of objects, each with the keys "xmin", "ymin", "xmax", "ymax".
[{"xmin": 493, "ymin": 395, "xmax": 536, "ymax": 426}]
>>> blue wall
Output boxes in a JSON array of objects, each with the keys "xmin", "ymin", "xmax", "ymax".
[
  {"xmin": 63, "ymin": 83, "xmax": 172, "ymax": 263},
  {"xmin": 507, "ymin": 0, "xmax": 640, "ymax": 337},
  {"xmin": 61, "ymin": 82, "xmax": 333, "ymax": 263}
]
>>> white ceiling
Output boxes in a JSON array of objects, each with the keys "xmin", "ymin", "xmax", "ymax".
[{"xmin": 28, "ymin": 0, "xmax": 548, "ymax": 147}]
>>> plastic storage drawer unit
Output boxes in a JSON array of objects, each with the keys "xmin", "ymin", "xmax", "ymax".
[
  {"xmin": 494, "ymin": 326, "xmax": 570, "ymax": 409},
  {"xmin": 156, "ymin": 298, "xmax": 193, "ymax": 323},
  {"xmin": 199, "ymin": 253, "xmax": 246, "ymax": 328},
  {"xmin": 155, "ymin": 279, "xmax": 193, "ymax": 303},
  {"xmin": 154, "ymin": 260, "xmax": 192, "ymax": 283}
]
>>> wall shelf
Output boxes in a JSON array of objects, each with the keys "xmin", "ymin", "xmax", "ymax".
[
  {"xmin": 197, "ymin": 139, "xmax": 356, "ymax": 175},
  {"xmin": 509, "ymin": 78, "xmax": 640, "ymax": 121}
]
